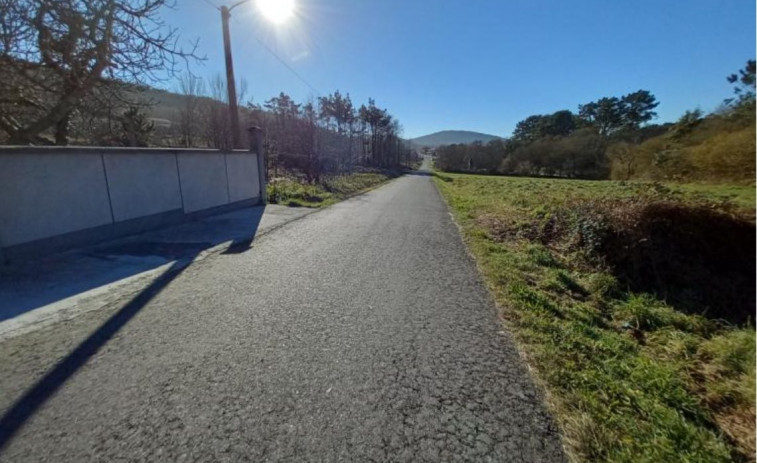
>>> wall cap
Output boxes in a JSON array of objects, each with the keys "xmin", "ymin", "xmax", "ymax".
[{"xmin": 0, "ymin": 146, "xmax": 252, "ymax": 155}]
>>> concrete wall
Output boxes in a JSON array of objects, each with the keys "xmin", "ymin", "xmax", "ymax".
[
  {"xmin": 226, "ymin": 152, "xmax": 261, "ymax": 203},
  {"xmin": 177, "ymin": 152, "xmax": 229, "ymax": 213},
  {"xmin": 0, "ymin": 147, "xmax": 263, "ymax": 262},
  {"xmin": 0, "ymin": 153, "xmax": 113, "ymax": 246},
  {"xmin": 103, "ymin": 152, "xmax": 183, "ymax": 222}
]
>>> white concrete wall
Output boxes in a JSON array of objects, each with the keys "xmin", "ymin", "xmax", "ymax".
[
  {"xmin": 226, "ymin": 152, "xmax": 261, "ymax": 203},
  {"xmin": 0, "ymin": 153, "xmax": 113, "ymax": 246},
  {"xmin": 0, "ymin": 148, "xmax": 263, "ymax": 257},
  {"xmin": 177, "ymin": 152, "xmax": 230, "ymax": 213},
  {"xmin": 103, "ymin": 152, "xmax": 183, "ymax": 222}
]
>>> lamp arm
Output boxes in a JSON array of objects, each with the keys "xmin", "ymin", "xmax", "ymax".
[{"xmin": 228, "ymin": 0, "xmax": 250, "ymax": 13}]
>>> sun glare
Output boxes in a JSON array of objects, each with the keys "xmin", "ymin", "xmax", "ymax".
[{"xmin": 256, "ymin": 0, "xmax": 295, "ymax": 24}]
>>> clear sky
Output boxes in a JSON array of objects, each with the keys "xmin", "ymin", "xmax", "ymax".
[{"xmin": 166, "ymin": 0, "xmax": 756, "ymax": 139}]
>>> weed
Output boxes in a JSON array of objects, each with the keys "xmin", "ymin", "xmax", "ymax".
[
  {"xmin": 268, "ymin": 170, "xmax": 397, "ymax": 207},
  {"xmin": 526, "ymin": 244, "xmax": 561, "ymax": 267}
]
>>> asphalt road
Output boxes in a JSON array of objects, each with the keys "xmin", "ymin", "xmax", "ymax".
[{"xmin": 0, "ymin": 160, "xmax": 566, "ymax": 462}]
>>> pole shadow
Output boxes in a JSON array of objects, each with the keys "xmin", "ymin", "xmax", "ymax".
[{"xmin": 0, "ymin": 258, "xmax": 191, "ymax": 452}]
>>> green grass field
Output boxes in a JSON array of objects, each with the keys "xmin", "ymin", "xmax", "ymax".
[
  {"xmin": 668, "ymin": 182, "xmax": 755, "ymax": 210},
  {"xmin": 267, "ymin": 171, "xmax": 400, "ymax": 208},
  {"xmin": 433, "ymin": 172, "xmax": 755, "ymax": 462}
]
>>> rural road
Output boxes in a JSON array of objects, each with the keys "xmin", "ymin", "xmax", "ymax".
[{"xmin": 0, "ymin": 159, "xmax": 566, "ymax": 462}]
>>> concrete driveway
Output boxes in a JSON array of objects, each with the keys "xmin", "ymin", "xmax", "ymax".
[{"xmin": 0, "ymin": 162, "xmax": 565, "ymax": 462}]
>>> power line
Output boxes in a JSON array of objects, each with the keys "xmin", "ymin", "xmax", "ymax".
[
  {"xmin": 250, "ymin": 35, "xmax": 322, "ymax": 96},
  {"xmin": 228, "ymin": 12, "xmax": 322, "ymax": 95},
  {"xmin": 197, "ymin": 0, "xmax": 220, "ymax": 10}
]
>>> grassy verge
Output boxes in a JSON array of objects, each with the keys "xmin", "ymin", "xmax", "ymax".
[
  {"xmin": 432, "ymin": 172, "xmax": 755, "ymax": 462},
  {"xmin": 267, "ymin": 170, "xmax": 401, "ymax": 207}
]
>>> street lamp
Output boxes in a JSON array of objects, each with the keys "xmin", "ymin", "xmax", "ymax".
[
  {"xmin": 220, "ymin": 0, "xmax": 248, "ymax": 150},
  {"xmin": 220, "ymin": 0, "xmax": 295, "ymax": 149}
]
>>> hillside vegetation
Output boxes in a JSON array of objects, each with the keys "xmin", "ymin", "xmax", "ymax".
[
  {"xmin": 610, "ymin": 106, "xmax": 755, "ymax": 183},
  {"xmin": 433, "ymin": 172, "xmax": 755, "ymax": 462},
  {"xmin": 435, "ymin": 61, "xmax": 756, "ymax": 186}
]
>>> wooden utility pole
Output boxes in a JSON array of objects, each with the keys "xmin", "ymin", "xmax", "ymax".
[{"xmin": 221, "ymin": 3, "xmax": 244, "ymax": 149}]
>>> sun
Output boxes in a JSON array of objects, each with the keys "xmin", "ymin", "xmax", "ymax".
[{"xmin": 256, "ymin": 0, "xmax": 295, "ymax": 24}]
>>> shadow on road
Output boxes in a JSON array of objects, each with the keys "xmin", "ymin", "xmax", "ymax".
[
  {"xmin": 0, "ymin": 207, "xmax": 266, "ymax": 323},
  {"xmin": 0, "ymin": 207, "xmax": 272, "ymax": 451},
  {"xmin": 407, "ymin": 170, "xmax": 433, "ymax": 177},
  {"xmin": 222, "ymin": 237, "xmax": 255, "ymax": 254},
  {"xmin": 0, "ymin": 258, "xmax": 190, "ymax": 451}
]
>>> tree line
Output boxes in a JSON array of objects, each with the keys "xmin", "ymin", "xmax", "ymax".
[
  {"xmin": 436, "ymin": 90, "xmax": 660, "ymax": 179},
  {"xmin": 437, "ymin": 61, "xmax": 755, "ymax": 183},
  {"xmin": 172, "ymin": 77, "xmax": 414, "ymax": 180},
  {"xmin": 608, "ymin": 61, "xmax": 755, "ymax": 182},
  {"xmin": 255, "ymin": 91, "xmax": 412, "ymax": 179}
]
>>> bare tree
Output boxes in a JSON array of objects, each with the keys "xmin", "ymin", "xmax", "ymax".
[
  {"xmin": 199, "ymin": 74, "xmax": 249, "ymax": 149},
  {"xmin": 0, "ymin": 0, "xmax": 200, "ymax": 145},
  {"xmin": 201, "ymin": 75, "xmax": 229, "ymax": 149},
  {"xmin": 68, "ymin": 83, "xmax": 142, "ymax": 145},
  {"xmin": 176, "ymin": 72, "xmax": 204, "ymax": 147},
  {"xmin": 302, "ymin": 99, "xmax": 320, "ymax": 181}
]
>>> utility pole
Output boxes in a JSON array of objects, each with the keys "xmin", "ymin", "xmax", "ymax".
[{"xmin": 220, "ymin": 1, "xmax": 248, "ymax": 150}]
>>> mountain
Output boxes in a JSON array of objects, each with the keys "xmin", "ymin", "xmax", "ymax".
[{"xmin": 410, "ymin": 130, "xmax": 502, "ymax": 147}]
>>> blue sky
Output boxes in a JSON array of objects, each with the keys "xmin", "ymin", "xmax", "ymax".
[{"xmin": 166, "ymin": 0, "xmax": 755, "ymax": 138}]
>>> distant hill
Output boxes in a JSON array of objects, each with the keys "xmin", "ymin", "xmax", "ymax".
[
  {"xmin": 410, "ymin": 130, "xmax": 502, "ymax": 147},
  {"xmin": 133, "ymin": 87, "xmax": 212, "ymax": 124}
]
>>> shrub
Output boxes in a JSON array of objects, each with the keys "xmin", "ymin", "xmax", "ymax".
[
  {"xmin": 504, "ymin": 195, "xmax": 756, "ymax": 323},
  {"xmin": 614, "ymin": 111, "xmax": 756, "ymax": 183},
  {"xmin": 688, "ymin": 126, "xmax": 756, "ymax": 181}
]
